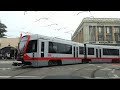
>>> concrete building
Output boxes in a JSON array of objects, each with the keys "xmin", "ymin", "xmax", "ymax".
[
  {"xmin": 72, "ymin": 18, "xmax": 120, "ymax": 46},
  {"xmin": 0, "ymin": 38, "xmax": 19, "ymax": 49}
]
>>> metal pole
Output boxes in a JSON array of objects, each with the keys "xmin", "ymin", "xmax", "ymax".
[{"xmin": 14, "ymin": 49, "xmax": 15, "ymax": 61}]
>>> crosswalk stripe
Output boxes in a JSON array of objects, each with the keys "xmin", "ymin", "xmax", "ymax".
[
  {"xmin": 0, "ymin": 75, "xmax": 46, "ymax": 79},
  {"xmin": 0, "ymin": 76, "xmax": 11, "ymax": 78},
  {"xmin": 0, "ymin": 68, "xmax": 11, "ymax": 70},
  {"xmin": 0, "ymin": 61, "xmax": 14, "ymax": 64}
]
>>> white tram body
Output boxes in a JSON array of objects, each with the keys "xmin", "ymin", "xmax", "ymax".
[
  {"xmin": 15, "ymin": 34, "xmax": 120, "ymax": 67},
  {"xmin": 17, "ymin": 34, "xmax": 84, "ymax": 67},
  {"xmin": 85, "ymin": 44, "xmax": 120, "ymax": 63}
]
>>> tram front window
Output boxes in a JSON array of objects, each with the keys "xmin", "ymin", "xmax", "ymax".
[{"xmin": 18, "ymin": 41, "xmax": 26, "ymax": 55}]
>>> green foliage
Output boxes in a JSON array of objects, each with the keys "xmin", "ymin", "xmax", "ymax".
[{"xmin": 0, "ymin": 21, "xmax": 7, "ymax": 38}]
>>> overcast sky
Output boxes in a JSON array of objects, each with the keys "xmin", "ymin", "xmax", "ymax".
[{"xmin": 0, "ymin": 11, "xmax": 120, "ymax": 40}]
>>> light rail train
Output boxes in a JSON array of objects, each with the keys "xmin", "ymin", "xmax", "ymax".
[{"xmin": 12, "ymin": 34, "xmax": 120, "ymax": 67}]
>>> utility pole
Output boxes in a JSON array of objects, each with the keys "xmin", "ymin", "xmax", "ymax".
[{"xmin": 13, "ymin": 48, "xmax": 15, "ymax": 61}]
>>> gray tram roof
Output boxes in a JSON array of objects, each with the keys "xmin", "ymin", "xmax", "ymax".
[{"xmin": 29, "ymin": 34, "xmax": 84, "ymax": 46}]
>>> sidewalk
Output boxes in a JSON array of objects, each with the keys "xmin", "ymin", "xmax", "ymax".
[
  {"xmin": 0, "ymin": 59, "xmax": 16, "ymax": 61},
  {"xmin": 0, "ymin": 61, "xmax": 14, "ymax": 64}
]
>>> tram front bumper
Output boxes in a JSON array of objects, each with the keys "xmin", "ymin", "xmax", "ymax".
[{"xmin": 12, "ymin": 61, "xmax": 23, "ymax": 66}]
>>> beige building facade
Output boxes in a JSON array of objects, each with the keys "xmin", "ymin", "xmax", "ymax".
[
  {"xmin": 0, "ymin": 38, "xmax": 19, "ymax": 49},
  {"xmin": 72, "ymin": 18, "xmax": 120, "ymax": 46}
]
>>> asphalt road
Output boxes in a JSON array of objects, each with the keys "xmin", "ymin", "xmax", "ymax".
[{"xmin": 0, "ymin": 60, "xmax": 120, "ymax": 79}]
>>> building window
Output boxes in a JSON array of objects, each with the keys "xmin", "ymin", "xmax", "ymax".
[
  {"xmin": 106, "ymin": 35, "xmax": 111, "ymax": 42},
  {"xmin": 98, "ymin": 27, "xmax": 102, "ymax": 33},
  {"xmin": 98, "ymin": 35, "xmax": 103, "ymax": 41},
  {"xmin": 105, "ymin": 27, "xmax": 112, "ymax": 42},
  {"xmin": 98, "ymin": 27, "xmax": 104, "ymax": 41},
  {"xmin": 106, "ymin": 27, "xmax": 110, "ymax": 33},
  {"xmin": 114, "ymin": 26, "xmax": 120, "ymax": 42},
  {"xmin": 106, "ymin": 26, "xmax": 112, "ymax": 34},
  {"xmin": 89, "ymin": 26, "xmax": 96, "ymax": 41},
  {"xmin": 115, "ymin": 27, "xmax": 119, "ymax": 33},
  {"xmin": 115, "ymin": 26, "xmax": 120, "ymax": 33},
  {"xmin": 98, "ymin": 26, "xmax": 104, "ymax": 34}
]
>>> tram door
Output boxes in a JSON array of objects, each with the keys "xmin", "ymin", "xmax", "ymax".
[
  {"xmin": 35, "ymin": 39, "xmax": 49, "ymax": 66},
  {"xmin": 38, "ymin": 39, "xmax": 46, "ymax": 58},
  {"xmin": 41, "ymin": 42, "xmax": 45, "ymax": 57},
  {"xmin": 96, "ymin": 48, "xmax": 101, "ymax": 58},
  {"xmin": 73, "ymin": 46, "xmax": 75, "ymax": 58},
  {"xmin": 73, "ymin": 46, "xmax": 78, "ymax": 58},
  {"xmin": 73, "ymin": 46, "xmax": 79, "ymax": 63},
  {"xmin": 26, "ymin": 40, "xmax": 38, "ymax": 60},
  {"xmin": 25, "ymin": 40, "xmax": 38, "ymax": 66},
  {"xmin": 96, "ymin": 48, "xmax": 102, "ymax": 62}
]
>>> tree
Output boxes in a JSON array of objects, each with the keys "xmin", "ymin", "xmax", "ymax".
[{"xmin": 0, "ymin": 21, "xmax": 7, "ymax": 38}]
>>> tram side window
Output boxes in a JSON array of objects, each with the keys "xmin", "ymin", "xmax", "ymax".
[
  {"xmin": 49, "ymin": 42, "xmax": 72, "ymax": 54},
  {"xmin": 57, "ymin": 43, "xmax": 72, "ymax": 54},
  {"xmin": 49, "ymin": 42, "xmax": 57, "ymax": 53},
  {"xmin": 26, "ymin": 40, "xmax": 37, "ymax": 53},
  {"xmin": 88, "ymin": 48, "xmax": 94, "ymax": 55},
  {"xmin": 65, "ymin": 45, "xmax": 72, "ymax": 54},
  {"xmin": 103, "ymin": 48, "xmax": 119, "ymax": 56},
  {"xmin": 79, "ymin": 47, "xmax": 84, "ymax": 54}
]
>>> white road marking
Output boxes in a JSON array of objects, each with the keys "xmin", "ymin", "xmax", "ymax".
[
  {"xmin": 95, "ymin": 77, "xmax": 106, "ymax": 79},
  {"xmin": 0, "ymin": 61, "xmax": 14, "ymax": 64},
  {"xmin": 89, "ymin": 64, "xmax": 95, "ymax": 66},
  {"xmin": 14, "ymin": 76, "xmax": 46, "ymax": 79},
  {"xmin": 84, "ymin": 69, "xmax": 96, "ymax": 70},
  {"xmin": 110, "ymin": 77, "xmax": 120, "ymax": 79},
  {"xmin": 113, "ymin": 74, "xmax": 119, "ymax": 78},
  {"xmin": 100, "ymin": 68, "xmax": 112, "ymax": 70},
  {"xmin": 111, "ymin": 69, "xmax": 115, "ymax": 73},
  {"xmin": 0, "ymin": 75, "xmax": 47, "ymax": 79},
  {"xmin": 0, "ymin": 76, "xmax": 11, "ymax": 78},
  {"xmin": 69, "ymin": 68, "xmax": 79, "ymax": 70},
  {"xmin": 97, "ymin": 66, "xmax": 101, "ymax": 67},
  {"xmin": 0, "ymin": 68, "xmax": 11, "ymax": 70},
  {"xmin": 14, "ymin": 76, "xmax": 39, "ymax": 78}
]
